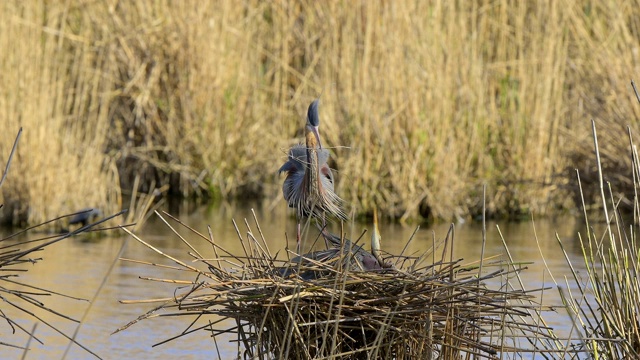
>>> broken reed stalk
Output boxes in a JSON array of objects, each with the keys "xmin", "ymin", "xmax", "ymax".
[{"xmin": 119, "ymin": 210, "xmax": 576, "ymax": 359}]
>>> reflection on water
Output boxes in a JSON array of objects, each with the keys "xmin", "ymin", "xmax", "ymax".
[{"xmin": 2, "ymin": 202, "xmax": 588, "ymax": 359}]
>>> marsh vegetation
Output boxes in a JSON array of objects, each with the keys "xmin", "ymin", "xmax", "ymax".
[
  {"xmin": 1, "ymin": 1, "xmax": 640, "ymax": 359},
  {"xmin": 2, "ymin": 1, "xmax": 640, "ymax": 225}
]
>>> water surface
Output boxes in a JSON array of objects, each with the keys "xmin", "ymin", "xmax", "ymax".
[{"xmin": 2, "ymin": 202, "xmax": 588, "ymax": 359}]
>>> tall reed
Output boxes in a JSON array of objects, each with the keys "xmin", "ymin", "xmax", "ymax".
[{"xmin": 559, "ymin": 123, "xmax": 640, "ymax": 357}]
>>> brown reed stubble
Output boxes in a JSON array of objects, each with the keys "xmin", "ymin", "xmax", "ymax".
[{"xmin": 0, "ymin": 1, "xmax": 637, "ymax": 224}]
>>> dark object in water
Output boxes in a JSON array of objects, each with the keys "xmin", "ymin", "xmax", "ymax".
[{"xmin": 68, "ymin": 208, "xmax": 102, "ymax": 226}]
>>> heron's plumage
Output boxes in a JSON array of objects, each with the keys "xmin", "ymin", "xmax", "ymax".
[
  {"xmin": 279, "ymin": 145, "xmax": 344, "ymax": 220},
  {"xmin": 279, "ymin": 99, "xmax": 345, "ymax": 221}
]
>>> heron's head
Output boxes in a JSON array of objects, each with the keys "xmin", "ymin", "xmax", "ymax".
[{"xmin": 305, "ymin": 99, "xmax": 323, "ymax": 149}]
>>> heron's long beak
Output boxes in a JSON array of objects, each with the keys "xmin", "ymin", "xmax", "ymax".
[{"xmin": 311, "ymin": 125, "xmax": 323, "ymax": 149}]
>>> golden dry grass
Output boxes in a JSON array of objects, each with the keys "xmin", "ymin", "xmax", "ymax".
[
  {"xmin": 1, "ymin": 1, "xmax": 639, "ymax": 224},
  {"xmin": 0, "ymin": 2, "xmax": 120, "ymax": 225}
]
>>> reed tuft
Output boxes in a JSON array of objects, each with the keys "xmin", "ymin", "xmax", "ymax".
[{"xmin": 559, "ymin": 114, "xmax": 640, "ymax": 357}]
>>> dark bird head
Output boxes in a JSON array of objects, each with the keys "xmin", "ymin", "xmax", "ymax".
[{"xmin": 305, "ymin": 99, "xmax": 323, "ymax": 149}]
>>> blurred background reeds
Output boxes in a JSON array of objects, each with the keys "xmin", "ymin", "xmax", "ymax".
[{"xmin": 1, "ymin": 0, "xmax": 639, "ymax": 225}]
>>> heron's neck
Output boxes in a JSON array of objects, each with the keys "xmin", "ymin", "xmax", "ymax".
[
  {"xmin": 371, "ymin": 234, "xmax": 382, "ymax": 262},
  {"xmin": 306, "ymin": 147, "xmax": 320, "ymax": 197}
]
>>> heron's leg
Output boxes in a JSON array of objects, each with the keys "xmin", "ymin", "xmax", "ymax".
[
  {"xmin": 296, "ymin": 222, "xmax": 301, "ymax": 255},
  {"xmin": 321, "ymin": 213, "xmax": 330, "ymax": 249}
]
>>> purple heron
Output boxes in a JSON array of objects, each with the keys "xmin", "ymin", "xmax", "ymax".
[{"xmin": 279, "ymin": 100, "xmax": 345, "ymax": 223}]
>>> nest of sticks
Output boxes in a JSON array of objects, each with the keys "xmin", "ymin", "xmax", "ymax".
[{"xmin": 118, "ymin": 211, "xmax": 565, "ymax": 359}]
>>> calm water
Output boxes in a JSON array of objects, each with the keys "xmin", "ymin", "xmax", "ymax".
[{"xmin": 2, "ymin": 202, "xmax": 589, "ymax": 359}]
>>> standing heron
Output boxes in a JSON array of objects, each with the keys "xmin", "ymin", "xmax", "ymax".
[{"xmin": 279, "ymin": 100, "xmax": 345, "ymax": 224}]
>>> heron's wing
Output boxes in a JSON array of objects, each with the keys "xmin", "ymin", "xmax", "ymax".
[
  {"xmin": 279, "ymin": 145, "xmax": 345, "ymax": 220},
  {"xmin": 279, "ymin": 145, "xmax": 307, "ymax": 208},
  {"xmin": 288, "ymin": 145, "xmax": 308, "ymax": 163},
  {"xmin": 320, "ymin": 164, "xmax": 334, "ymax": 186},
  {"xmin": 292, "ymin": 248, "xmax": 340, "ymax": 263},
  {"xmin": 319, "ymin": 227, "xmax": 341, "ymax": 247},
  {"xmin": 319, "ymin": 228, "xmax": 365, "ymax": 253},
  {"xmin": 278, "ymin": 145, "xmax": 306, "ymax": 174},
  {"xmin": 317, "ymin": 148, "xmax": 330, "ymax": 166},
  {"xmin": 318, "ymin": 148, "xmax": 335, "ymax": 187},
  {"xmin": 278, "ymin": 160, "xmax": 298, "ymax": 174},
  {"xmin": 316, "ymin": 148, "xmax": 346, "ymax": 219}
]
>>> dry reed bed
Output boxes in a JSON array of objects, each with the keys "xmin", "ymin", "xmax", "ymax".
[
  {"xmin": 3, "ymin": 1, "xmax": 640, "ymax": 224},
  {"xmin": 118, "ymin": 212, "xmax": 571, "ymax": 359}
]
